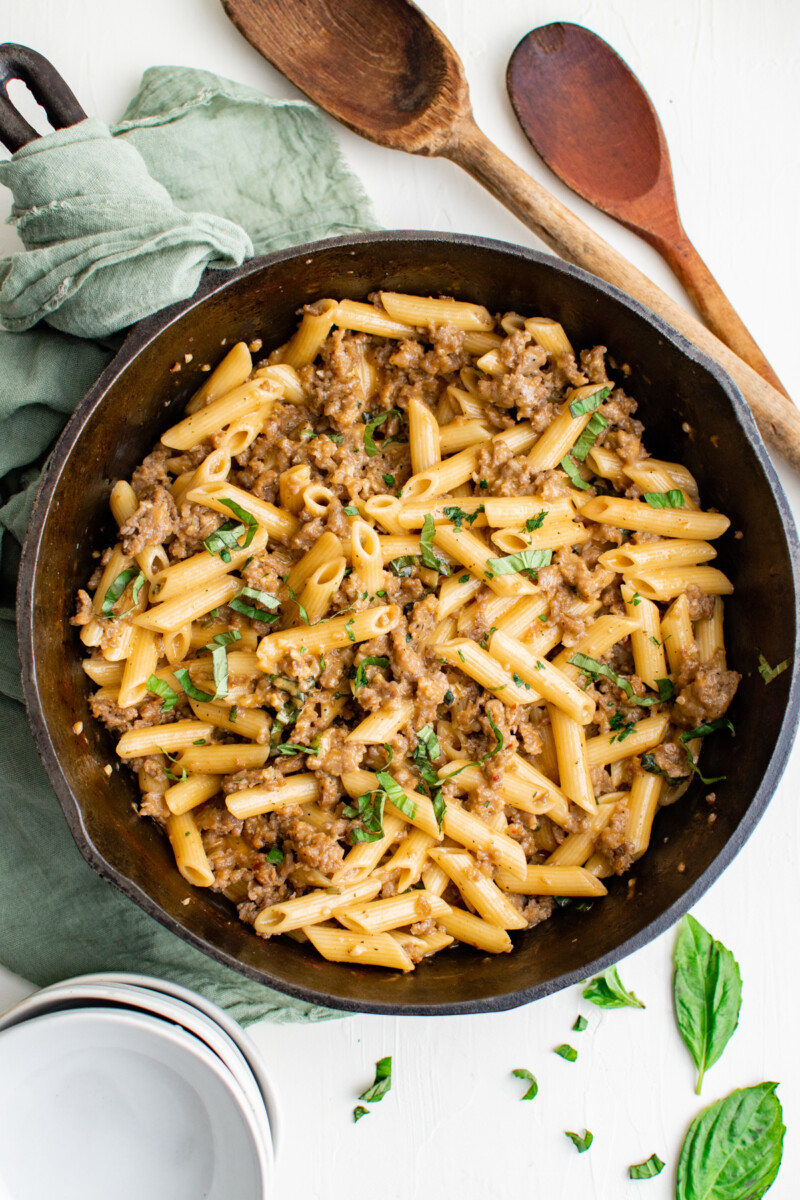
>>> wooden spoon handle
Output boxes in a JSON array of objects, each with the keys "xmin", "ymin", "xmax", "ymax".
[
  {"xmin": 447, "ymin": 119, "xmax": 800, "ymax": 472},
  {"xmin": 654, "ymin": 232, "xmax": 788, "ymax": 396}
]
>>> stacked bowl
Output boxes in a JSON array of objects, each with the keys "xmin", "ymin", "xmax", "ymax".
[{"xmin": 0, "ymin": 973, "xmax": 277, "ymax": 1200}]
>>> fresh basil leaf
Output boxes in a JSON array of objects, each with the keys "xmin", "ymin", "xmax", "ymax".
[
  {"xmin": 572, "ymin": 1015, "xmax": 588, "ymax": 1032},
  {"xmin": 203, "ymin": 520, "xmax": 245, "ymax": 562},
  {"xmin": 679, "ymin": 718, "xmax": 735, "ymax": 785},
  {"xmin": 353, "ymin": 655, "xmax": 390, "ymax": 692},
  {"xmin": 757, "ymin": 653, "xmax": 789, "ymax": 683},
  {"xmin": 629, "ymin": 1153, "xmax": 665, "ymax": 1180},
  {"xmin": 676, "ymin": 1082, "xmax": 784, "ymax": 1200},
  {"xmin": 569, "ymin": 653, "xmax": 671, "ymax": 708},
  {"xmin": 359, "ymin": 1056, "xmax": 392, "ymax": 1102},
  {"xmin": 376, "ymin": 770, "xmax": 418, "ymax": 819},
  {"xmin": 572, "ymin": 412, "xmax": 609, "ymax": 462},
  {"xmin": 560, "ymin": 453, "xmax": 592, "ymax": 490},
  {"xmin": 363, "ymin": 409, "xmax": 402, "ymax": 457},
  {"xmin": 565, "ymin": 1130, "xmax": 593, "ymax": 1153},
  {"xmin": 219, "ymin": 497, "xmax": 258, "ymax": 546},
  {"xmin": 100, "ymin": 567, "xmax": 140, "ymax": 617},
  {"xmin": 173, "ymin": 668, "xmax": 215, "ymax": 704},
  {"xmin": 420, "ymin": 512, "xmax": 449, "ymax": 574},
  {"xmin": 569, "ymin": 385, "xmax": 610, "ymax": 418},
  {"xmin": 353, "ymin": 1105, "xmax": 370, "ymax": 1123},
  {"xmin": 146, "ymin": 675, "xmax": 179, "ymax": 711},
  {"xmin": 524, "ymin": 510, "xmax": 547, "ymax": 531},
  {"xmin": 643, "ymin": 489, "xmax": 685, "ymax": 509},
  {"xmin": 432, "ymin": 789, "xmax": 446, "ymax": 830},
  {"xmin": 487, "ymin": 548, "xmax": 553, "ymax": 576},
  {"xmin": 265, "ymin": 846, "xmax": 283, "ymax": 863},
  {"xmin": 582, "ymin": 965, "xmax": 645, "ymax": 1009},
  {"xmin": 674, "ymin": 914, "xmax": 742, "ymax": 1095},
  {"xmin": 554, "ymin": 1044, "xmax": 577, "ymax": 1062},
  {"xmin": 229, "ymin": 586, "xmax": 281, "ymax": 623},
  {"xmin": 442, "ymin": 504, "xmax": 484, "ymax": 530},
  {"xmin": 512, "ymin": 1068, "xmax": 538, "ymax": 1100}
]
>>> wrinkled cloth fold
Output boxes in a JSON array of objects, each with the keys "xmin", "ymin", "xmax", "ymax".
[{"xmin": 0, "ymin": 66, "xmax": 377, "ymax": 1025}]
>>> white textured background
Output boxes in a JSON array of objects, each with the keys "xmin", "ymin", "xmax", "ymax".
[{"xmin": 1, "ymin": 2, "xmax": 799, "ymax": 1197}]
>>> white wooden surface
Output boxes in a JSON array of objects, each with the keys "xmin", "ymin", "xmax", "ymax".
[{"xmin": 2, "ymin": 2, "xmax": 799, "ymax": 1196}]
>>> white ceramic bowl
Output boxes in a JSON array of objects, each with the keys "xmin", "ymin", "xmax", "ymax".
[
  {"xmin": 0, "ymin": 1006, "xmax": 270, "ymax": 1200},
  {"xmin": 0, "ymin": 979, "xmax": 274, "ymax": 1169}
]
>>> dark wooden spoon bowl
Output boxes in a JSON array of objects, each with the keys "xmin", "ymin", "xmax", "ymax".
[{"xmin": 507, "ymin": 22, "xmax": 788, "ymax": 396}]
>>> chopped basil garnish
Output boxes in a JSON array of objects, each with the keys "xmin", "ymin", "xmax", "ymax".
[
  {"xmin": 758, "ymin": 653, "xmax": 789, "ymax": 683},
  {"xmin": 487, "ymin": 548, "xmax": 553, "ymax": 576},
  {"xmin": 643, "ymin": 489, "xmax": 685, "ymax": 509},
  {"xmin": 411, "ymin": 724, "xmax": 445, "ymax": 829},
  {"xmin": 275, "ymin": 743, "xmax": 319, "ymax": 756},
  {"xmin": 572, "ymin": 412, "xmax": 609, "ymax": 462},
  {"xmin": 203, "ymin": 521, "xmax": 246, "ymax": 563},
  {"xmin": 344, "ymin": 790, "xmax": 386, "ymax": 843},
  {"xmin": 345, "ymin": 618, "xmax": 356, "ymax": 642},
  {"xmin": 569, "ymin": 653, "xmax": 674, "ymax": 707},
  {"xmin": 609, "ymin": 711, "xmax": 636, "ymax": 743},
  {"xmin": 376, "ymin": 770, "xmax": 418, "ymax": 820},
  {"xmin": 363, "ymin": 409, "xmax": 402, "ymax": 457},
  {"xmin": 512, "ymin": 1068, "xmax": 538, "ymax": 1100},
  {"xmin": 159, "ymin": 746, "xmax": 187, "ymax": 784},
  {"xmin": 629, "ymin": 1153, "xmax": 665, "ymax": 1180},
  {"xmin": 265, "ymin": 846, "xmax": 284, "ymax": 863},
  {"xmin": 352, "ymin": 1106, "xmax": 370, "ymax": 1123},
  {"xmin": 572, "ymin": 1015, "xmax": 588, "ymax": 1032},
  {"xmin": 173, "ymin": 668, "xmax": 215, "ymax": 703},
  {"xmin": 230, "ymin": 586, "xmax": 280, "ymax": 622},
  {"xmin": 219, "ymin": 497, "xmax": 258, "ymax": 544},
  {"xmin": 641, "ymin": 752, "xmax": 681, "ymax": 780},
  {"xmin": 359, "ymin": 1056, "xmax": 392, "ymax": 1103},
  {"xmin": 343, "ymin": 505, "xmax": 360, "ymax": 516},
  {"xmin": 328, "ymin": 432, "xmax": 345, "ymax": 444},
  {"xmin": 560, "ymin": 453, "xmax": 591, "ymax": 490},
  {"xmin": 444, "ymin": 689, "xmax": 454, "ymax": 705},
  {"xmin": 524, "ymin": 511, "xmax": 547, "ymax": 531},
  {"xmin": 203, "ymin": 629, "xmax": 242, "ymax": 700},
  {"xmin": 286, "ymin": 583, "xmax": 310, "ymax": 625},
  {"xmin": 420, "ymin": 512, "xmax": 449, "ymax": 574},
  {"xmin": 678, "ymin": 717, "xmax": 735, "ymax": 784},
  {"xmin": 229, "ymin": 705, "xmax": 238, "ymax": 722},
  {"xmin": 674, "ymin": 913, "xmax": 742, "ymax": 1095},
  {"xmin": 582, "ymin": 965, "xmax": 645, "ymax": 1009},
  {"xmin": 565, "ymin": 1130, "xmax": 593, "ymax": 1154},
  {"xmin": 387, "ymin": 555, "xmax": 421, "ymax": 577},
  {"xmin": 353, "ymin": 655, "xmax": 390, "ymax": 691},
  {"xmin": 131, "ymin": 572, "xmax": 146, "ymax": 607},
  {"xmin": 442, "ymin": 504, "xmax": 484, "ymax": 530},
  {"xmin": 100, "ymin": 567, "xmax": 141, "ymax": 617},
  {"xmin": 146, "ymin": 675, "xmax": 179, "ymax": 711},
  {"xmin": 555, "ymin": 1044, "xmax": 577, "ymax": 1062},
  {"xmin": 458, "ymin": 574, "xmax": 470, "ymax": 584},
  {"xmin": 568, "ymin": 384, "xmax": 610, "ymax": 418},
  {"xmin": 382, "ymin": 473, "xmax": 396, "ymax": 487}
]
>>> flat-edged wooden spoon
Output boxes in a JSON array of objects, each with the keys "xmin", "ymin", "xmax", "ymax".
[
  {"xmin": 507, "ymin": 22, "xmax": 787, "ymax": 397},
  {"xmin": 220, "ymin": 0, "xmax": 800, "ymax": 469}
]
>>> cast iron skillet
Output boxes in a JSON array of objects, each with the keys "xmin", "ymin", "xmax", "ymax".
[{"xmin": 8, "ymin": 50, "xmax": 800, "ymax": 1014}]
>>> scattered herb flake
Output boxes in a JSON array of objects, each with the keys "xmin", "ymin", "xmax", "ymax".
[
  {"xmin": 758, "ymin": 653, "xmax": 789, "ymax": 684},
  {"xmin": 363, "ymin": 409, "xmax": 402, "ymax": 457},
  {"xmin": 555, "ymin": 1044, "xmax": 577, "ymax": 1062},
  {"xmin": 442, "ymin": 504, "xmax": 484, "ymax": 531},
  {"xmin": 629, "ymin": 1153, "xmax": 665, "ymax": 1180},
  {"xmin": 353, "ymin": 1105, "xmax": 370, "ymax": 1123},
  {"xmin": 572, "ymin": 1015, "xmax": 588, "ymax": 1032},
  {"xmin": 100, "ymin": 567, "xmax": 140, "ymax": 617},
  {"xmin": 353, "ymin": 655, "xmax": 390, "ymax": 691},
  {"xmin": 678, "ymin": 717, "xmax": 735, "ymax": 785},
  {"xmin": 524, "ymin": 510, "xmax": 547, "ymax": 531},
  {"xmin": 343, "ymin": 505, "xmax": 360, "ymax": 516},
  {"xmin": 359, "ymin": 1056, "xmax": 392, "ymax": 1103},
  {"xmin": 512, "ymin": 1069, "xmax": 538, "ymax": 1100},
  {"xmin": 643, "ymin": 489, "xmax": 685, "ymax": 509},
  {"xmin": 265, "ymin": 846, "xmax": 284, "ymax": 863},
  {"xmin": 565, "ymin": 1129, "xmax": 593, "ymax": 1153}
]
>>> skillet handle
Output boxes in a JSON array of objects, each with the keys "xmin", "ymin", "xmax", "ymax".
[{"xmin": 0, "ymin": 43, "xmax": 87, "ymax": 153}]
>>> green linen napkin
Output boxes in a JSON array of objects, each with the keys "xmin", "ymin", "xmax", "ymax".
[{"xmin": 0, "ymin": 66, "xmax": 377, "ymax": 1026}]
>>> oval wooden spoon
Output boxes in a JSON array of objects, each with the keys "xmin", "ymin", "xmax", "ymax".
[
  {"xmin": 220, "ymin": 0, "xmax": 800, "ymax": 469},
  {"xmin": 507, "ymin": 22, "xmax": 787, "ymax": 396}
]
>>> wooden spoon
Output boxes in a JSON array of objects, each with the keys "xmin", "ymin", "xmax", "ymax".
[
  {"xmin": 221, "ymin": 0, "xmax": 800, "ymax": 470},
  {"xmin": 507, "ymin": 22, "xmax": 787, "ymax": 397}
]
